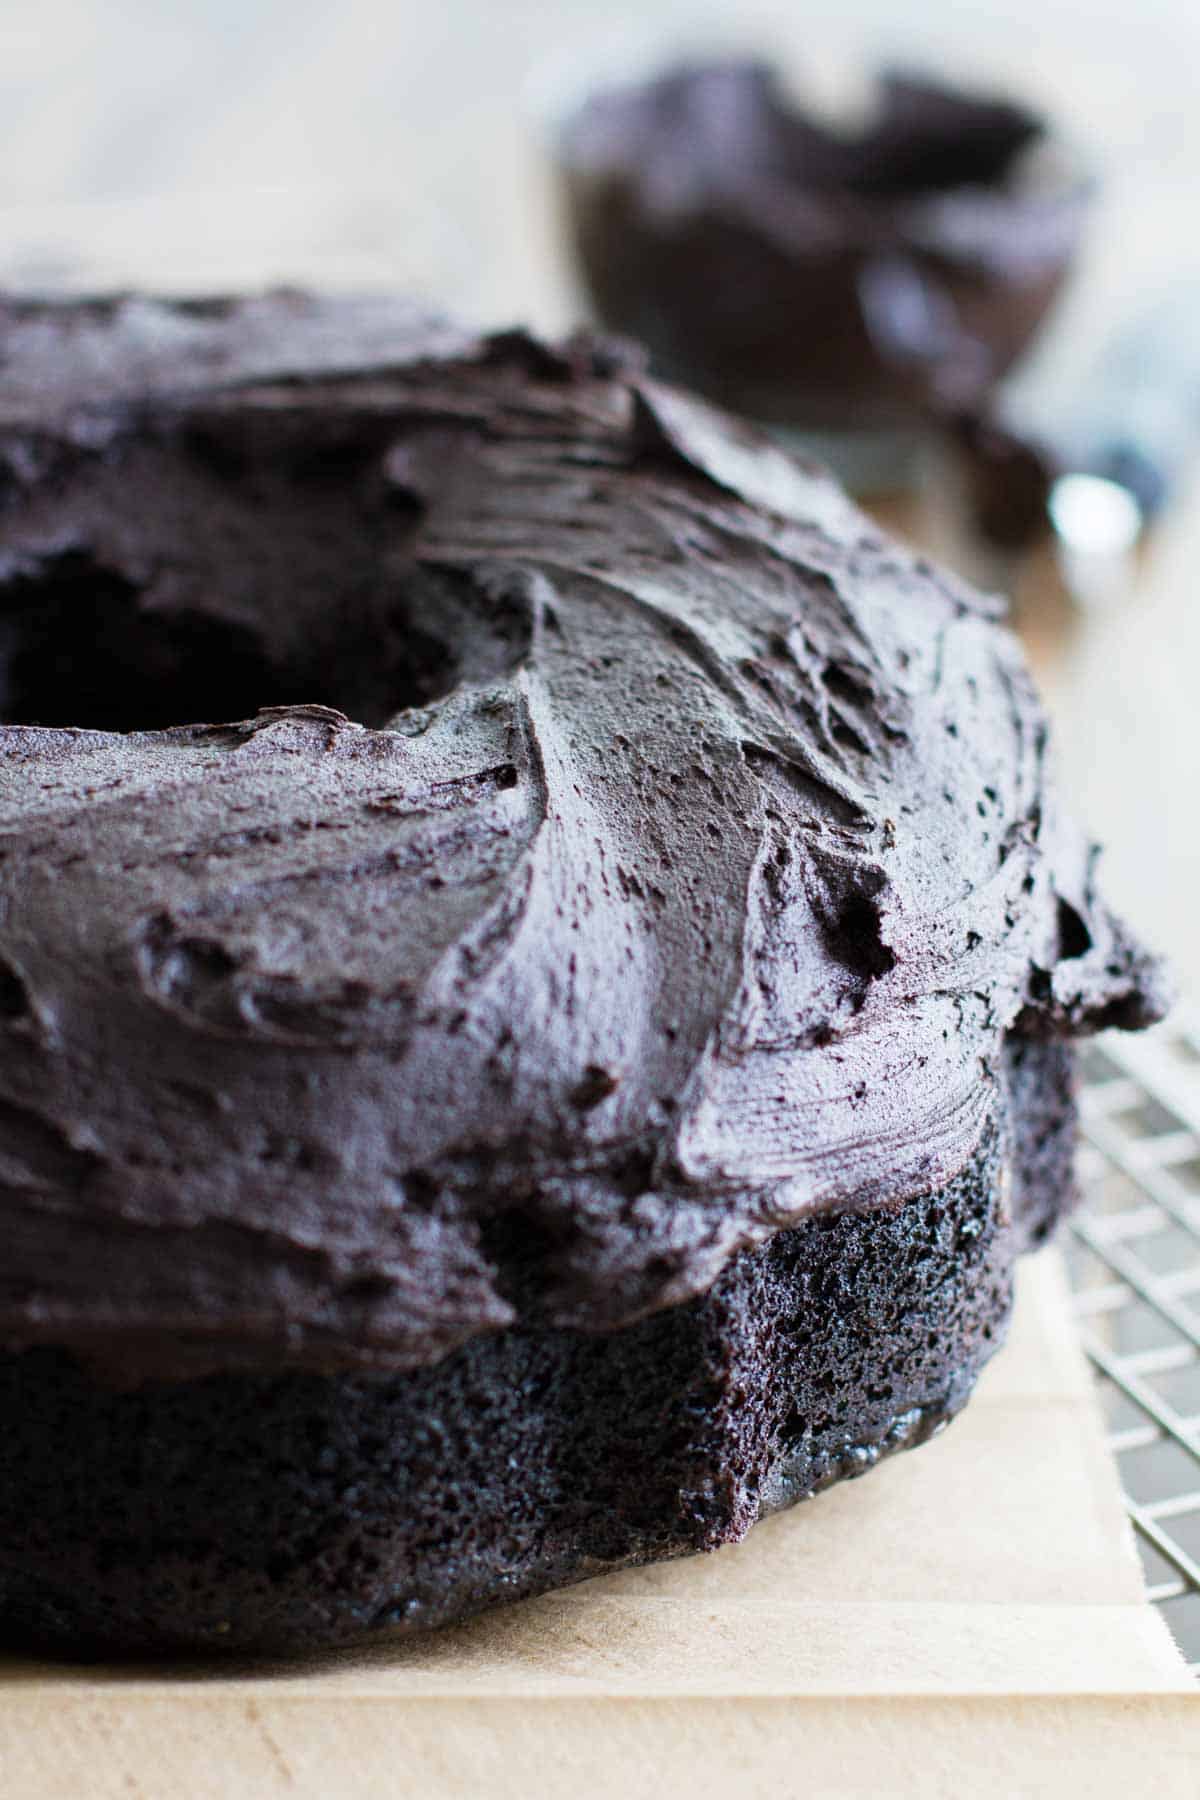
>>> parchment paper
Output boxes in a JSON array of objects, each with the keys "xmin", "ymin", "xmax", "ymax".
[{"xmin": 1, "ymin": 1253, "xmax": 1194, "ymax": 1799}]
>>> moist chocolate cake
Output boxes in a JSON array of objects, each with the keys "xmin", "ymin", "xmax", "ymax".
[
  {"xmin": 557, "ymin": 62, "xmax": 1091, "ymax": 428},
  {"xmin": 0, "ymin": 292, "xmax": 1166, "ymax": 1656}
]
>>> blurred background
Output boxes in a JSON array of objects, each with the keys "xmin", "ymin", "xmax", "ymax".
[
  {"xmin": 0, "ymin": 0, "xmax": 1197, "ymax": 324},
  {"xmin": 2, "ymin": 0, "xmax": 1199, "ymax": 1660},
  {"xmin": 0, "ymin": 2, "xmax": 1197, "ymax": 334}
]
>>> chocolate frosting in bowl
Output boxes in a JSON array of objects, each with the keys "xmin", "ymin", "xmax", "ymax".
[
  {"xmin": 557, "ymin": 61, "xmax": 1092, "ymax": 428},
  {"xmin": 0, "ymin": 295, "xmax": 1165, "ymax": 1379}
]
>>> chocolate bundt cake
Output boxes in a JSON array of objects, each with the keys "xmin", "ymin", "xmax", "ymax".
[
  {"xmin": 557, "ymin": 62, "xmax": 1091, "ymax": 428},
  {"xmin": 0, "ymin": 293, "xmax": 1166, "ymax": 1656}
]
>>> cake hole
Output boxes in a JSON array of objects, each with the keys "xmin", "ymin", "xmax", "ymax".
[
  {"xmin": 1056, "ymin": 896, "xmax": 1092, "ymax": 961},
  {"xmin": 828, "ymin": 888, "xmax": 896, "ymax": 980},
  {"xmin": 822, "ymin": 661, "xmax": 874, "ymax": 711},
  {"xmin": 1, "ymin": 396, "xmax": 544, "ymax": 734},
  {"xmin": 829, "ymin": 713, "xmax": 871, "ymax": 756},
  {"xmin": 0, "ymin": 549, "xmax": 461, "ymax": 733},
  {"xmin": 0, "ymin": 954, "xmax": 31, "ymax": 1021},
  {"xmin": 0, "ymin": 554, "xmax": 320, "ymax": 730}
]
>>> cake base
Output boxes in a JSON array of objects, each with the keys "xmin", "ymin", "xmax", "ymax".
[{"xmin": 0, "ymin": 1042, "xmax": 1075, "ymax": 1658}]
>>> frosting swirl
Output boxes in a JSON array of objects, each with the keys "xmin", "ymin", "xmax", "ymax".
[{"xmin": 0, "ymin": 298, "xmax": 1167, "ymax": 1376}]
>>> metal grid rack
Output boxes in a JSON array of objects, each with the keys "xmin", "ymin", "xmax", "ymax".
[{"xmin": 1068, "ymin": 1009, "xmax": 1200, "ymax": 1673}]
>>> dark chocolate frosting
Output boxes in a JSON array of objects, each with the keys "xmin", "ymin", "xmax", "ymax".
[
  {"xmin": 558, "ymin": 62, "xmax": 1092, "ymax": 427},
  {"xmin": 0, "ymin": 293, "xmax": 1166, "ymax": 1378}
]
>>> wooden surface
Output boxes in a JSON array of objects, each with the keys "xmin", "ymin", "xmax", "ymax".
[{"xmin": 3, "ymin": 1257, "xmax": 1195, "ymax": 1799}]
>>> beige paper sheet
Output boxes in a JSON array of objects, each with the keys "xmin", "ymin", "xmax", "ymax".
[{"xmin": 0, "ymin": 1253, "xmax": 1195, "ymax": 1798}]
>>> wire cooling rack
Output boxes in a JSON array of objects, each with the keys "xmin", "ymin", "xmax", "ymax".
[{"xmin": 1068, "ymin": 1008, "xmax": 1200, "ymax": 1673}]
